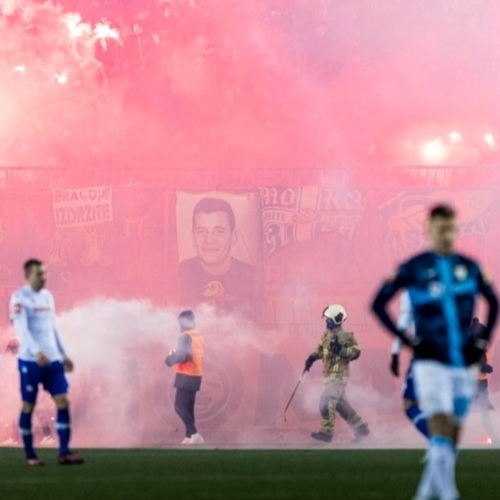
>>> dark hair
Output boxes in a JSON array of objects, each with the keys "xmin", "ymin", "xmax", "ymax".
[
  {"xmin": 179, "ymin": 310, "xmax": 195, "ymax": 321},
  {"xmin": 24, "ymin": 259, "xmax": 43, "ymax": 277},
  {"xmin": 192, "ymin": 197, "xmax": 235, "ymax": 232},
  {"xmin": 429, "ymin": 204, "xmax": 456, "ymax": 220}
]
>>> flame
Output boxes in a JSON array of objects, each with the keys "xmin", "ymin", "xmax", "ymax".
[
  {"xmin": 55, "ymin": 73, "xmax": 68, "ymax": 84},
  {"xmin": 421, "ymin": 139, "xmax": 448, "ymax": 165},
  {"xmin": 485, "ymin": 133, "xmax": 496, "ymax": 148},
  {"xmin": 62, "ymin": 12, "xmax": 91, "ymax": 40},
  {"xmin": 93, "ymin": 22, "xmax": 120, "ymax": 41}
]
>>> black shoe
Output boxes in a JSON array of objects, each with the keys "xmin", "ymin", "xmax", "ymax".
[
  {"xmin": 58, "ymin": 453, "xmax": 85, "ymax": 465},
  {"xmin": 311, "ymin": 432, "xmax": 332, "ymax": 443},
  {"xmin": 352, "ymin": 424, "xmax": 370, "ymax": 444}
]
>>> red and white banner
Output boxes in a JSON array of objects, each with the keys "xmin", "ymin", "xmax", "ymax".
[{"xmin": 53, "ymin": 186, "xmax": 113, "ymax": 228}]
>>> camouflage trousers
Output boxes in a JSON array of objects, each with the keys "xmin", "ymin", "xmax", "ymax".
[{"xmin": 319, "ymin": 381, "xmax": 365, "ymax": 437}]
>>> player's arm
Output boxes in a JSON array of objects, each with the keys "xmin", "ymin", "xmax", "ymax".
[
  {"xmin": 390, "ymin": 339, "xmax": 403, "ymax": 376},
  {"xmin": 54, "ymin": 327, "xmax": 67, "ymax": 359},
  {"xmin": 477, "ymin": 269, "xmax": 499, "ymax": 345},
  {"xmin": 371, "ymin": 264, "xmax": 412, "ymax": 344},
  {"xmin": 54, "ymin": 327, "xmax": 74, "ymax": 372},
  {"xmin": 51, "ymin": 294, "xmax": 73, "ymax": 371},
  {"xmin": 390, "ymin": 291, "xmax": 413, "ymax": 376},
  {"xmin": 10, "ymin": 297, "xmax": 47, "ymax": 365},
  {"xmin": 391, "ymin": 338, "xmax": 404, "ymax": 355},
  {"xmin": 165, "ymin": 334, "xmax": 192, "ymax": 366}
]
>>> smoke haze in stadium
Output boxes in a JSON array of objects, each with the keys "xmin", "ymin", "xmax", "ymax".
[
  {"xmin": 0, "ymin": 0, "xmax": 499, "ymax": 167},
  {"xmin": 1, "ymin": 0, "xmax": 500, "ymax": 449}
]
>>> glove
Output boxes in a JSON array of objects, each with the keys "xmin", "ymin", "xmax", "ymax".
[
  {"xmin": 304, "ymin": 356, "xmax": 315, "ymax": 372},
  {"xmin": 464, "ymin": 337, "xmax": 488, "ymax": 366},
  {"xmin": 390, "ymin": 354, "xmax": 400, "ymax": 377},
  {"xmin": 6, "ymin": 338, "xmax": 20, "ymax": 354},
  {"xmin": 484, "ymin": 364, "xmax": 494, "ymax": 374}
]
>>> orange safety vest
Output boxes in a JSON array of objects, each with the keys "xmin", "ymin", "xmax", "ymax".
[{"xmin": 176, "ymin": 330, "xmax": 204, "ymax": 377}]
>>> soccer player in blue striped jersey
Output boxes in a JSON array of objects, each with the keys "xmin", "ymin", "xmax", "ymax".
[
  {"xmin": 372, "ymin": 204, "xmax": 498, "ymax": 500},
  {"xmin": 10, "ymin": 259, "xmax": 84, "ymax": 466}
]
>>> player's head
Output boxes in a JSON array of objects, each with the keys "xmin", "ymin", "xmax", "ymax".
[
  {"xmin": 191, "ymin": 197, "xmax": 237, "ymax": 268},
  {"xmin": 24, "ymin": 259, "xmax": 46, "ymax": 291},
  {"xmin": 428, "ymin": 204, "xmax": 457, "ymax": 255},
  {"xmin": 322, "ymin": 304, "xmax": 347, "ymax": 330},
  {"xmin": 178, "ymin": 310, "xmax": 195, "ymax": 331}
]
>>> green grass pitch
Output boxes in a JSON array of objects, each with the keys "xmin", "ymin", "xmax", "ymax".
[{"xmin": 1, "ymin": 448, "xmax": 499, "ymax": 500}]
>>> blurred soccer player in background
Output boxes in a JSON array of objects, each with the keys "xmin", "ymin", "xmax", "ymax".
[
  {"xmin": 165, "ymin": 310, "xmax": 205, "ymax": 445},
  {"xmin": 391, "ymin": 290, "xmax": 429, "ymax": 439},
  {"xmin": 470, "ymin": 317, "xmax": 499, "ymax": 443},
  {"xmin": 305, "ymin": 304, "xmax": 370, "ymax": 444},
  {"xmin": 372, "ymin": 204, "xmax": 498, "ymax": 500},
  {"xmin": 10, "ymin": 259, "xmax": 84, "ymax": 466}
]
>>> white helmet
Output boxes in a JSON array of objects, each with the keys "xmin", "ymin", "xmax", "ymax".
[{"xmin": 323, "ymin": 304, "xmax": 347, "ymax": 325}]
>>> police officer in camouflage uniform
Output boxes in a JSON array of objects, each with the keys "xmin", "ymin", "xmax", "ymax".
[{"xmin": 305, "ymin": 304, "xmax": 370, "ymax": 444}]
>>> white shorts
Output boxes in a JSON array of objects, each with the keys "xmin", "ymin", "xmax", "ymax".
[{"xmin": 413, "ymin": 360, "xmax": 478, "ymax": 422}]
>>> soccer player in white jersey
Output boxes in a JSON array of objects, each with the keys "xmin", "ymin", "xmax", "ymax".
[{"xmin": 10, "ymin": 259, "xmax": 84, "ymax": 466}]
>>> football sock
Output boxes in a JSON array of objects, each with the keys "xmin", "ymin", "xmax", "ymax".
[
  {"xmin": 57, "ymin": 409, "xmax": 71, "ymax": 456},
  {"xmin": 405, "ymin": 404, "xmax": 430, "ymax": 439},
  {"xmin": 19, "ymin": 411, "xmax": 36, "ymax": 460},
  {"xmin": 428, "ymin": 435, "xmax": 459, "ymax": 500},
  {"xmin": 416, "ymin": 454, "xmax": 437, "ymax": 500}
]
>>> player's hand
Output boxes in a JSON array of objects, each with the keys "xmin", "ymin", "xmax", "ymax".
[
  {"xmin": 36, "ymin": 352, "xmax": 50, "ymax": 367},
  {"xmin": 463, "ymin": 337, "xmax": 488, "ymax": 366},
  {"xmin": 390, "ymin": 354, "xmax": 400, "ymax": 377},
  {"xmin": 63, "ymin": 357, "xmax": 74, "ymax": 373},
  {"xmin": 6, "ymin": 337, "xmax": 20, "ymax": 354}
]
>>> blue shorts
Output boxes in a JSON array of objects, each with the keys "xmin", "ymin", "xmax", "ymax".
[
  {"xmin": 18, "ymin": 360, "xmax": 69, "ymax": 403},
  {"xmin": 402, "ymin": 362, "xmax": 416, "ymax": 401}
]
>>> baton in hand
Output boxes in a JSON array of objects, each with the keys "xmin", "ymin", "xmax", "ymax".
[{"xmin": 282, "ymin": 369, "xmax": 307, "ymax": 422}]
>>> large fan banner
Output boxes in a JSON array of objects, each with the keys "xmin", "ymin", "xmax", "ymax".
[
  {"xmin": 259, "ymin": 186, "xmax": 363, "ymax": 256},
  {"xmin": 175, "ymin": 191, "xmax": 261, "ymax": 316}
]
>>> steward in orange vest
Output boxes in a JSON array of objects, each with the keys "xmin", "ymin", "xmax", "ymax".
[{"xmin": 165, "ymin": 310, "xmax": 205, "ymax": 444}]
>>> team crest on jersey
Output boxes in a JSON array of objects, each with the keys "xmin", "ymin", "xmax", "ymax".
[
  {"xmin": 11, "ymin": 303, "xmax": 21, "ymax": 314},
  {"xmin": 454, "ymin": 265, "xmax": 468, "ymax": 281}
]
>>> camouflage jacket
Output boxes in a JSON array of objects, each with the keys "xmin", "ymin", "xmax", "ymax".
[{"xmin": 309, "ymin": 327, "xmax": 361, "ymax": 383}]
